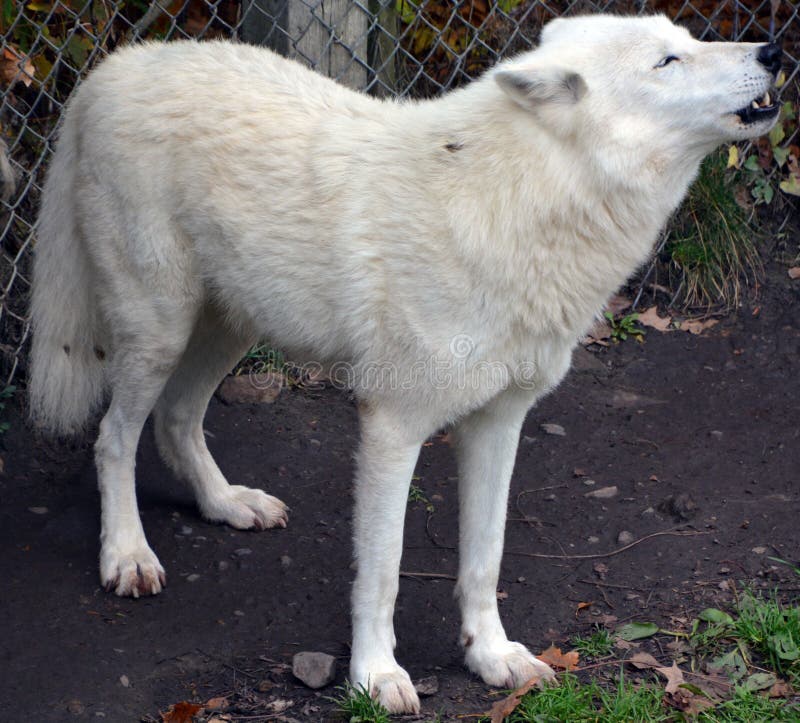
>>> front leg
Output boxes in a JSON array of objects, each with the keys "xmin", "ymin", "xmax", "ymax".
[
  {"xmin": 453, "ymin": 390, "xmax": 556, "ymax": 689},
  {"xmin": 350, "ymin": 403, "xmax": 423, "ymax": 714}
]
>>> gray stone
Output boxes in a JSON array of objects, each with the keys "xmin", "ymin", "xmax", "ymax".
[
  {"xmin": 617, "ymin": 530, "xmax": 634, "ymax": 545},
  {"xmin": 292, "ymin": 651, "xmax": 337, "ymax": 689},
  {"xmin": 540, "ymin": 423, "xmax": 566, "ymax": 436},
  {"xmin": 584, "ymin": 485, "xmax": 618, "ymax": 499},
  {"xmin": 414, "ymin": 675, "xmax": 439, "ymax": 697}
]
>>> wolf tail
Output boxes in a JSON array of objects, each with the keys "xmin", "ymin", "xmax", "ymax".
[{"xmin": 29, "ymin": 110, "xmax": 106, "ymax": 435}]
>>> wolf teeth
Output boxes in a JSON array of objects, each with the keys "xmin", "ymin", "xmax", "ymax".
[{"xmin": 763, "ymin": 91, "xmax": 771, "ymax": 106}]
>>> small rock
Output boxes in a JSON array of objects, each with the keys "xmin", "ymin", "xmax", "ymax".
[
  {"xmin": 233, "ymin": 547, "xmax": 252, "ymax": 557},
  {"xmin": 217, "ymin": 560, "xmax": 230, "ymax": 572},
  {"xmin": 292, "ymin": 651, "xmax": 337, "ymax": 689},
  {"xmin": 582, "ymin": 478, "xmax": 597, "ymax": 486},
  {"xmin": 522, "ymin": 435, "xmax": 536, "ymax": 444},
  {"xmin": 584, "ymin": 485, "xmax": 618, "ymax": 499},
  {"xmin": 587, "ymin": 536, "xmax": 600, "ymax": 544},
  {"xmin": 66, "ymin": 699, "xmax": 85, "ymax": 716},
  {"xmin": 710, "ymin": 430, "xmax": 724, "ymax": 440},
  {"xmin": 540, "ymin": 423, "xmax": 566, "ymax": 436},
  {"xmin": 641, "ymin": 506, "xmax": 655, "ymax": 516},
  {"xmin": 414, "ymin": 675, "xmax": 439, "ymax": 697},
  {"xmin": 186, "ymin": 573, "xmax": 200, "ymax": 582},
  {"xmin": 751, "ymin": 546, "xmax": 768, "ymax": 555},
  {"xmin": 617, "ymin": 530, "xmax": 634, "ymax": 545},
  {"xmin": 233, "ymin": 610, "xmax": 245, "ymax": 617},
  {"xmin": 28, "ymin": 506, "xmax": 48, "ymax": 515},
  {"xmin": 217, "ymin": 372, "xmax": 283, "ymax": 405},
  {"xmin": 179, "ymin": 525, "xmax": 193, "ymax": 536},
  {"xmin": 543, "ymin": 493, "xmax": 557, "ymax": 501},
  {"xmin": 280, "ymin": 555, "xmax": 292, "ymax": 569},
  {"xmin": 119, "ymin": 675, "xmax": 130, "ymax": 688}
]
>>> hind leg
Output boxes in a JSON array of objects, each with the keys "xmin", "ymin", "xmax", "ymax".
[
  {"xmin": 96, "ymin": 313, "xmax": 194, "ymax": 597},
  {"xmin": 153, "ymin": 306, "xmax": 288, "ymax": 530}
]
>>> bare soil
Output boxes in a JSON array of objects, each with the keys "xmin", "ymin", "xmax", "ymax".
[{"xmin": 1, "ymin": 263, "xmax": 798, "ymax": 722}]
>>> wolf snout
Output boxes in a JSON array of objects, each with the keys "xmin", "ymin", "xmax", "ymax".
[{"xmin": 757, "ymin": 43, "xmax": 782, "ymax": 76}]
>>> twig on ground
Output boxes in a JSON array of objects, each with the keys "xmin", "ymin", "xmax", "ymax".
[
  {"xmin": 505, "ymin": 529, "xmax": 707, "ymax": 561},
  {"xmin": 400, "ymin": 571, "xmax": 457, "ymax": 581}
]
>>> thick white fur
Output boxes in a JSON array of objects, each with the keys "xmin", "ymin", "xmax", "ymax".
[{"xmin": 29, "ymin": 14, "xmax": 777, "ymax": 713}]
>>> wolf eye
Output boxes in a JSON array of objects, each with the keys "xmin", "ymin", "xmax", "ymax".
[{"xmin": 655, "ymin": 55, "xmax": 680, "ymax": 68}]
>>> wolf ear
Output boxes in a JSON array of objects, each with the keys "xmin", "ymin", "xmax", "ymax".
[{"xmin": 495, "ymin": 66, "xmax": 587, "ymax": 109}]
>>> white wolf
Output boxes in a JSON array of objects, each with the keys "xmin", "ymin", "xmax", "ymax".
[{"xmin": 29, "ymin": 13, "xmax": 779, "ymax": 713}]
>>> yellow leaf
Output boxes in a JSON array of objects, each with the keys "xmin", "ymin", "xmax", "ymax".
[{"xmin": 726, "ymin": 145, "xmax": 739, "ymax": 169}]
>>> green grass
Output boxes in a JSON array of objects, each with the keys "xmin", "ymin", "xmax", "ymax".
[
  {"xmin": 331, "ymin": 682, "xmax": 391, "ymax": 723},
  {"xmin": 667, "ymin": 149, "xmax": 761, "ymax": 310},
  {"xmin": 571, "ymin": 627, "xmax": 614, "ymax": 659}
]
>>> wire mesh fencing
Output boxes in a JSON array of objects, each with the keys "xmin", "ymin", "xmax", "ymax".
[{"xmin": 1, "ymin": 0, "xmax": 799, "ymax": 385}]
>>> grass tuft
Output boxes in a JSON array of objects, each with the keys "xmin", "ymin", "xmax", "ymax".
[
  {"xmin": 331, "ymin": 682, "xmax": 391, "ymax": 723},
  {"xmin": 571, "ymin": 626, "xmax": 614, "ymax": 659},
  {"xmin": 666, "ymin": 150, "xmax": 762, "ymax": 310}
]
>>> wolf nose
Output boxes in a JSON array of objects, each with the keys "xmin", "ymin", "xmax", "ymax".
[{"xmin": 757, "ymin": 43, "xmax": 782, "ymax": 76}]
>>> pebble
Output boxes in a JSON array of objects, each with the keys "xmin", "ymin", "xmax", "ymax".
[
  {"xmin": 582, "ymin": 478, "xmax": 596, "ymax": 486},
  {"xmin": 540, "ymin": 423, "xmax": 566, "ymax": 436},
  {"xmin": 233, "ymin": 610, "xmax": 245, "ymax": 617},
  {"xmin": 217, "ymin": 560, "xmax": 230, "ymax": 571},
  {"xmin": 186, "ymin": 573, "xmax": 200, "ymax": 582},
  {"xmin": 178, "ymin": 525, "xmax": 193, "ymax": 536},
  {"xmin": 751, "ymin": 546, "xmax": 768, "ymax": 554},
  {"xmin": 710, "ymin": 430, "xmax": 724, "ymax": 439},
  {"xmin": 584, "ymin": 485, "xmax": 618, "ymax": 499},
  {"xmin": 292, "ymin": 651, "xmax": 337, "ymax": 689},
  {"xmin": 617, "ymin": 530, "xmax": 634, "ymax": 545},
  {"xmin": 28, "ymin": 506, "xmax": 48, "ymax": 515},
  {"xmin": 119, "ymin": 675, "xmax": 130, "ymax": 688},
  {"xmin": 414, "ymin": 675, "xmax": 440, "ymax": 697},
  {"xmin": 587, "ymin": 536, "xmax": 600, "ymax": 544},
  {"xmin": 544, "ymin": 493, "xmax": 557, "ymax": 501},
  {"xmin": 280, "ymin": 555, "xmax": 292, "ymax": 569},
  {"xmin": 233, "ymin": 548, "xmax": 252, "ymax": 557}
]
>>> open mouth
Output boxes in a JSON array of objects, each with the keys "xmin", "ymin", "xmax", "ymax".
[{"xmin": 734, "ymin": 90, "xmax": 779, "ymax": 125}]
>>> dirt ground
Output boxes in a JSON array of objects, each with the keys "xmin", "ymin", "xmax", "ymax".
[{"xmin": 1, "ymin": 264, "xmax": 798, "ymax": 722}]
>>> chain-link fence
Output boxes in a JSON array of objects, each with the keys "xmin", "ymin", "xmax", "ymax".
[{"xmin": 1, "ymin": 0, "xmax": 799, "ymax": 386}]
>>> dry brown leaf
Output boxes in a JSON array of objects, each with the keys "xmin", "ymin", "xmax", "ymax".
[
  {"xmin": 575, "ymin": 601, "xmax": 593, "ymax": 616},
  {"xmin": 605, "ymin": 294, "xmax": 632, "ymax": 315},
  {"xmin": 656, "ymin": 662, "xmax": 685, "ymax": 693},
  {"xmin": 788, "ymin": 266, "xmax": 800, "ymax": 280},
  {"xmin": 537, "ymin": 645, "xmax": 579, "ymax": 671},
  {"xmin": 205, "ymin": 696, "xmax": 228, "ymax": 710},
  {"xmin": 628, "ymin": 651, "xmax": 660, "ymax": 669},
  {"xmin": 665, "ymin": 688, "xmax": 716, "ymax": 716},
  {"xmin": 768, "ymin": 679, "xmax": 795, "ymax": 698},
  {"xmin": 489, "ymin": 676, "xmax": 541, "ymax": 723},
  {"xmin": 637, "ymin": 307, "xmax": 673, "ymax": 333},
  {"xmin": 678, "ymin": 318, "xmax": 719, "ymax": 335},
  {"xmin": 1, "ymin": 46, "xmax": 35, "ymax": 88},
  {"xmin": 160, "ymin": 701, "xmax": 203, "ymax": 723}
]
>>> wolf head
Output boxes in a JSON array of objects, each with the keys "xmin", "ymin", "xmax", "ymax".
[{"xmin": 494, "ymin": 14, "xmax": 780, "ymax": 153}]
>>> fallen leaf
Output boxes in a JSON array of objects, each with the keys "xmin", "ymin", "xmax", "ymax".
[
  {"xmin": 489, "ymin": 676, "xmax": 541, "ymax": 723},
  {"xmin": 617, "ymin": 622, "xmax": 659, "ymax": 641},
  {"xmin": 743, "ymin": 672, "xmax": 777, "ymax": 692},
  {"xmin": 637, "ymin": 307, "xmax": 673, "ymax": 332},
  {"xmin": 205, "ymin": 696, "xmax": 228, "ymax": 710},
  {"xmin": 161, "ymin": 702, "xmax": 203, "ymax": 723},
  {"xmin": 788, "ymin": 267, "xmax": 800, "ymax": 280},
  {"xmin": 768, "ymin": 679, "xmax": 795, "ymax": 698},
  {"xmin": 678, "ymin": 317, "xmax": 719, "ymax": 335},
  {"xmin": 656, "ymin": 662, "xmax": 685, "ymax": 693},
  {"xmin": 628, "ymin": 651, "xmax": 660, "ymax": 669},
  {"xmin": 537, "ymin": 645, "xmax": 579, "ymax": 671},
  {"xmin": 1, "ymin": 46, "xmax": 35, "ymax": 87},
  {"xmin": 605, "ymin": 294, "xmax": 631, "ymax": 315},
  {"xmin": 540, "ymin": 422, "xmax": 565, "ymax": 436},
  {"xmin": 575, "ymin": 601, "xmax": 593, "ymax": 616},
  {"xmin": 665, "ymin": 687, "xmax": 716, "ymax": 715}
]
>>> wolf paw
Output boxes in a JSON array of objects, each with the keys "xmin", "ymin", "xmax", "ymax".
[
  {"xmin": 466, "ymin": 639, "xmax": 555, "ymax": 689},
  {"xmin": 352, "ymin": 665, "xmax": 420, "ymax": 714},
  {"xmin": 100, "ymin": 544, "xmax": 166, "ymax": 598},
  {"xmin": 202, "ymin": 485, "xmax": 288, "ymax": 530}
]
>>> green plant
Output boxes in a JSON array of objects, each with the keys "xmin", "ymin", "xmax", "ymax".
[
  {"xmin": 0, "ymin": 385, "xmax": 15, "ymax": 434},
  {"xmin": 667, "ymin": 149, "xmax": 761, "ymax": 310},
  {"xmin": 734, "ymin": 590, "xmax": 800, "ymax": 682},
  {"xmin": 604, "ymin": 311, "xmax": 645, "ymax": 342},
  {"xmin": 408, "ymin": 480, "xmax": 434, "ymax": 512},
  {"xmin": 571, "ymin": 626, "xmax": 614, "ymax": 659},
  {"xmin": 331, "ymin": 682, "xmax": 391, "ymax": 723}
]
